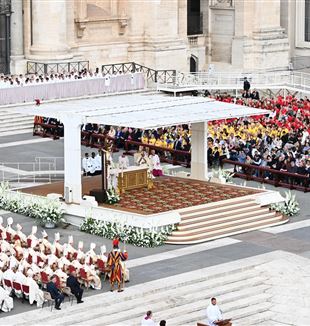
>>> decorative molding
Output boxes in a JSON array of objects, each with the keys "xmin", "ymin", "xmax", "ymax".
[
  {"xmin": 210, "ymin": 0, "xmax": 234, "ymax": 9},
  {"xmin": 74, "ymin": 18, "xmax": 88, "ymax": 38},
  {"xmin": 0, "ymin": 0, "xmax": 11, "ymax": 15}
]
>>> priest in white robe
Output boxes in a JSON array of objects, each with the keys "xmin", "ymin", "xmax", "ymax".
[
  {"xmin": 26, "ymin": 270, "xmax": 45, "ymax": 307},
  {"xmin": 0, "ymin": 286, "xmax": 13, "ymax": 312},
  {"xmin": 206, "ymin": 297, "xmax": 223, "ymax": 326}
]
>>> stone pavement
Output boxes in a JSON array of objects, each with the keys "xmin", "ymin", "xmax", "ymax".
[
  {"xmin": 1, "ymin": 250, "xmax": 310, "ymax": 326},
  {"xmin": 0, "ymin": 132, "xmax": 310, "ymax": 324}
]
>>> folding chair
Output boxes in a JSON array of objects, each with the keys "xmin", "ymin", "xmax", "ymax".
[
  {"xmin": 97, "ymin": 259, "xmax": 108, "ymax": 280},
  {"xmin": 3, "ymin": 279, "xmax": 12, "ymax": 293},
  {"xmin": 6, "ymin": 232, "xmax": 12, "ymax": 243},
  {"xmin": 42, "ymin": 291, "xmax": 55, "ymax": 311},
  {"xmin": 12, "ymin": 281, "xmax": 23, "ymax": 298},
  {"xmin": 68, "ymin": 265, "xmax": 76, "ymax": 274},
  {"xmin": 22, "ymin": 284, "xmax": 30, "ymax": 303},
  {"xmin": 40, "ymin": 271, "xmax": 49, "ymax": 289},
  {"xmin": 61, "ymin": 286, "xmax": 74, "ymax": 305},
  {"xmin": 79, "ymin": 268, "xmax": 90, "ymax": 289},
  {"xmin": 27, "ymin": 238, "xmax": 32, "ymax": 248}
]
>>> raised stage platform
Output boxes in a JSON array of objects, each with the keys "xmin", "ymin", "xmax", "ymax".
[
  {"xmin": 21, "ymin": 176, "xmax": 260, "ymax": 215},
  {"xmin": 20, "ymin": 176, "xmax": 288, "ymax": 244}
]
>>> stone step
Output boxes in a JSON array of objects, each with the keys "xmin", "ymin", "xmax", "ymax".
[
  {"xmin": 171, "ymin": 213, "xmax": 280, "ymax": 237},
  {"xmin": 73, "ymin": 277, "xmax": 268, "ymax": 326},
  {"xmin": 0, "ymin": 116, "xmax": 34, "ymax": 124},
  {"xmin": 180, "ymin": 205, "xmax": 265, "ymax": 225},
  {"xmin": 0, "ymin": 122, "xmax": 34, "ymax": 133},
  {"xmin": 178, "ymin": 209, "xmax": 272, "ymax": 231},
  {"xmin": 9, "ymin": 268, "xmax": 264, "ymax": 326},
  {"xmin": 36, "ymin": 271, "xmax": 265, "ymax": 325},
  {"xmin": 180, "ymin": 200, "xmax": 257, "ymax": 220},
  {"xmin": 166, "ymin": 215, "xmax": 287, "ymax": 244},
  {"xmin": 236, "ymin": 311, "xmax": 275, "ymax": 326},
  {"xmin": 178, "ymin": 196, "xmax": 256, "ymax": 214},
  {"xmin": 167, "ymin": 300, "xmax": 272, "ymax": 326},
  {"xmin": 0, "ymin": 129, "xmax": 33, "ymax": 137},
  {"xmin": 127, "ymin": 294, "xmax": 272, "ymax": 326}
]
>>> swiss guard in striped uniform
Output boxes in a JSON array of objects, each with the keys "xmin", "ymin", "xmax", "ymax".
[{"xmin": 107, "ymin": 238, "xmax": 128, "ymax": 292}]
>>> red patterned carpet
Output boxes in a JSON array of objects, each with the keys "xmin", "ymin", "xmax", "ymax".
[
  {"xmin": 112, "ymin": 177, "xmax": 259, "ymax": 214},
  {"xmin": 21, "ymin": 176, "xmax": 260, "ymax": 215}
]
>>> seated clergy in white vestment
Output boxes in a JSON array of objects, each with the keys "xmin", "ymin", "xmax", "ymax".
[
  {"xmin": 0, "ymin": 286, "xmax": 13, "ymax": 312},
  {"xmin": 26, "ymin": 269, "xmax": 44, "ymax": 307},
  {"xmin": 118, "ymin": 153, "xmax": 129, "ymax": 169}
]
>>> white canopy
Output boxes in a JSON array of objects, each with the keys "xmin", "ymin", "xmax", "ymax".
[{"xmin": 13, "ymin": 93, "xmax": 269, "ymax": 129}]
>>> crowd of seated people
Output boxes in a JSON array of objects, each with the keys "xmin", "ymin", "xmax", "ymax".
[
  {"xmin": 206, "ymin": 94, "xmax": 310, "ymax": 183},
  {"xmin": 0, "ymin": 216, "xmax": 127, "ymax": 312},
  {"xmin": 0, "ymin": 68, "xmax": 138, "ymax": 89},
  {"xmin": 35, "ymin": 91, "xmax": 310, "ymax": 182}
]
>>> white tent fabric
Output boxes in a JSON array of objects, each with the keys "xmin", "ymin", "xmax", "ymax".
[{"xmin": 12, "ymin": 94, "xmax": 269, "ymax": 128}]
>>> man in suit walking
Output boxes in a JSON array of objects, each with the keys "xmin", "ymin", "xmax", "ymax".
[
  {"xmin": 46, "ymin": 275, "xmax": 65, "ymax": 310},
  {"xmin": 66, "ymin": 271, "xmax": 84, "ymax": 303}
]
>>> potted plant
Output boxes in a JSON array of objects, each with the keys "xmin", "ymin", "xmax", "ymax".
[{"xmin": 36, "ymin": 199, "xmax": 65, "ymax": 228}]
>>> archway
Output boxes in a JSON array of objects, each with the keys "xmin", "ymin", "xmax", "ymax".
[{"xmin": 190, "ymin": 55, "xmax": 198, "ymax": 73}]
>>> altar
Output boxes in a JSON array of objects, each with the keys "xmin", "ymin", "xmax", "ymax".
[{"xmin": 117, "ymin": 166, "xmax": 148, "ymax": 193}]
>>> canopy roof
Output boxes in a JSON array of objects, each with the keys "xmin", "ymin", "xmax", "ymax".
[{"xmin": 13, "ymin": 93, "xmax": 269, "ymax": 129}]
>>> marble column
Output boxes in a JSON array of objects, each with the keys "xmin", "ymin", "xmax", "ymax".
[
  {"xmin": 29, "ymin": 0, "xmax": 72, "ymax": 61},
  {"xmin": 10, "ymin": 0, "xmax": 26, "ymax": 74},
  {"xmin": 191, "ymin": 122, "xmax": 208, "ymax": 180},
  {"xmin": 232, "ymin": 0, "xmax": 289, "ymax": 71},
  {"xmin": 62, "ymin": 115, "xmax": 83, "ymax": 204}
]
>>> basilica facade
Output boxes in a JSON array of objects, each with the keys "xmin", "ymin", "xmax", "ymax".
[{"xmin": 1, "ymin": 0, "xmax": 310, "ymax": 74}]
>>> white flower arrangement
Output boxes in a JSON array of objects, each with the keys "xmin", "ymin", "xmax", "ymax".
[
  {"xmin": 219, "ymin": 168, "xmax": 235, "ymax": 183},
  {"xmin": 270, "ymin": 191, "xmax": 300, "ymax": 217},
  {"xmin": 0, "ymin": 181, "xmax": 65, "ymax": 225},
  {"xmin": 80, "ymin": 217, "xmax": 175, "ymax": 248},
  {"xmin": 106, "ymin": 187, "xmax": 120, "ymax": 205}
]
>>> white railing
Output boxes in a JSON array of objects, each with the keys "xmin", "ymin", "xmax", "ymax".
[
  {"xmin": 0, "ymin": 159, "xmax": 64, "ymax": 184},
  {"xmin": 34, "ymin": 157, "xmax": 63, "ymax": 173},
  {"xmin": 161, "ymin": 71, "xmax": 310, "ymax": 94}
]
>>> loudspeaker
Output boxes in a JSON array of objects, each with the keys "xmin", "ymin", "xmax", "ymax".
[{"xmin": 89, "ymin": 189, "xmax": 107, "ymax": 203}]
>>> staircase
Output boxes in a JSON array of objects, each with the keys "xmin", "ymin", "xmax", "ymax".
[
  {"xmin": 166, "ymin": 197, "xmax": 288, "ymax": 244},
  {"xmin": 0, "ymin": 108, "xmax": 34, "ymax": 134},
  {"xmin": 0, "ymin": 257, "xmax": 274, "ymax": 326}
]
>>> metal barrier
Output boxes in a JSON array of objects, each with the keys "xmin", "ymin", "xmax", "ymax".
[
  {"xmin": 159, "ymin": 71, "xmax": 310, "ymax": 95},
  {"xmin": 26, "ymin": 60, "xmax": 89, "ymax": 75},
  {"xmin": 223, "ymin": 159, "xmax": 310, "ymax": 193},
  {"xmin": 0, "ymin": 161, "xmax": 64, "ymax": 184},
  {"xmin": 101, "ymin": 62, "xmax": 176, "ymax": 84}
]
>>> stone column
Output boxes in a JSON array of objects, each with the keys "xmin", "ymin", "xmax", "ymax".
[
  {"xmin": 232, "ymin": 0, "xmax": 289, "ymax": 71},
  {"xmin": 62, "ymin": 115, "xmax": 83, "ymax": 204},
  {"xmin": 29, "ymin": 0, "xmax": 72, "ymax": 61},
  {"xmin": 10, "ymin": 0, "xmax": 26, "ymax": 74},
  {"xmin": 191, "ymin": 122, "xmax": 208, "ymax": 180}
]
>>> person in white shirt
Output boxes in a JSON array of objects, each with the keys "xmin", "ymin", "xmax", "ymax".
[
  {"xmin": 90, "ymin": 152, "xmax": 101, "ymax": 175},
  {"xmin": 141, "ymin": 310, "xmax": 156, "ymax": 326},
  {"xmin": 206, "ymin": 297, "xmax": 225, "ymax": 326},
  {"xmin": 82, "ymin": 153, "xmax": 93, "ymax": 176},
  {"xmin": 118, "ymin": 153, "xmax": 129, "ymax": 169},
  {"xmin": 149, "ymin": 150, "xmax": 163, "ymax": 177}
]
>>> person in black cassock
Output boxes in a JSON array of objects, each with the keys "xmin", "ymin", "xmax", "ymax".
[
  {"xmin": 46, "ymin": 275, "xmax": 65, "ymax": 310},
  {"xmin": 66, "ymin": 270, "xmax": 84, "ymax": 304},
  {"xmin": 243, "ymin": 77, "xmax": 251, "ymax": 91}
]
